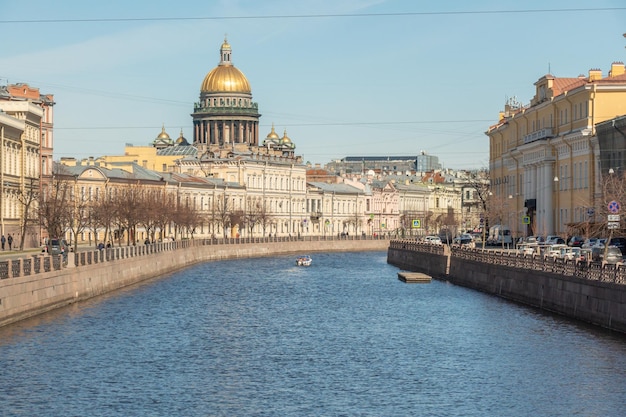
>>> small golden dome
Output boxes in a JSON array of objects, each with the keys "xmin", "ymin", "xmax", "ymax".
[
  {"xmin": 175, "ymin": 129, "xmax": 189, "ymax": 146},
  {"xmin": 266, "ymin": 124, "xmax": 280, "ymax": 140},
  {"xmin": 156, "ymin": 125, "xmax": 171, "ymax": 140},
  {"xmin": 281, "ymin": 129, "xmax": 291, "ymax": 144}
]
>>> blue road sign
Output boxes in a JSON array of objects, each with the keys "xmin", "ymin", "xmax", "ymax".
[{"xmin": 608, "ymin": 201, "xmax": 620, "ymax": 214}]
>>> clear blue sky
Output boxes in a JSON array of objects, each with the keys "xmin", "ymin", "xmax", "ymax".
[{"xmin": 1, "ymin": 0, "xmax": 625, "ymax": 170}]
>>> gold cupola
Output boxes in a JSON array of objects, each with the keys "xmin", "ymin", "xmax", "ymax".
[{"xmin": 200, "ymin": 38, "xmax": 251, "ymax": 93}]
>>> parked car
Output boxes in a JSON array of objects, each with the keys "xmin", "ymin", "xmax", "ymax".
[
  {"xmin": 563, "ymin": 247, "xmax": 582, "ymax": 261},
  {"xmin": 518, "ymin": 243, "xmax": 539, "ymax": 256},
  {"xmin": 545, "ymin": 235, "xmax": 566, "ymax": 245},
  {"xmin": 608, "ymin": 237, "xmax": 626, "ymax": 252},
  {"xmin": 545, "ymin": 244, "xmax": 568, "ymax": 259},
  {"xmin": 44, "ymin": 238, "xmax": 69, "ymax": 256},
  {"xmin": 423, "ymin": 235, "xmax": 442, "ymax": 245},
  {"xmin": 453, "ymin": 234, "xmax": 473, "ymax": 245},
  {"xmin": 581, "ymin": 238, "xmax": 599, "ymax": 249},
  {"xmin": 591, "ymin": 245, "xmax": 623, "ymax": 264},
  {"xmin": 568, "ymin": 236, "xmax": 585, "ymax": 247}
]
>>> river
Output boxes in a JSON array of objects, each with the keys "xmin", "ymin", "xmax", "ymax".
[{"xmin": 0, "ymin": 251, "xmax": 625, "ymax": 416}]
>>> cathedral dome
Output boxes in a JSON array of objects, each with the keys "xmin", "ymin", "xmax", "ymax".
[
  {"xmin": 156, "ymin": 126, "xmax": 171, "ymax": 140},
  {"xmin": 175, "ymin": 129, "xmax": 189, "ymax": 146},
  {"xmin": 266, "ymin": 124, "xmax": 280, "ymax": 140},
  {"xmin": 200, "ymin": 39, "xmax": 251, "ymax": 93}
]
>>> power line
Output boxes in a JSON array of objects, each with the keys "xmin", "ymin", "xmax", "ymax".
[
  {"xmin": 1, "ymin": 8, "xmax": 625, "ymax": 24},
  {"xmin": 53, "ymin": 119, "xmax": 492, "ymax": 130}
]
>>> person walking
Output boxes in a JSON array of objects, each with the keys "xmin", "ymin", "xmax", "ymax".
[
  {"xmin": 1, "ymin": 235, "xmax": 5, "ymax": 250},
  {"xmin": 7, "ymin": 234, "xmax": 13, "ymax": 250}
]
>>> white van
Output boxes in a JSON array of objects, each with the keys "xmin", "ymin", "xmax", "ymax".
[{"xmin": 488, "ymin": 225, "xmax": 513, "ymax": 245}]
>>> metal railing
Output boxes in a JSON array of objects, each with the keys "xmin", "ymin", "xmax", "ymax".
[
  {"xmin": 0, "ymin": 235, "xmax": 390, "ymax": 280},
  {"xmin": 389, "ymin": 240, "xmax": 626, "ymax": 285}
]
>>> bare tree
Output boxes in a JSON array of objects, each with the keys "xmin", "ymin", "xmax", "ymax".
[
  {"xmin": 214, "ymin": 195, "xmax": 232, "ymax": 238},
  {"xmin": 230, "ymin": 209, "xmax": 245, "ymax": 238},
  {"xmin": 244, "ymin": 198, "xmax": 264, "ymax": 237},
  {"xmin": 172, "ymin": 197, "xmax": 201, "ymax": 240},
  {"xmin": 66, "ymin": 178, "xmax": 91, "ymax": 252},
  {"xmin": 39, "ymin": 168, "xmax": 72, "ymax": 242},
  {"xmin": 465, "ymin": 169, "xmax": 491, "ymax": 248},
  {"xmin": 154, "ymin": 191, "xmax": 176, "ymax": 241},
  {"xmin": 15, "ymin": 178, "xmax": 39, "ymax": 250},
  {"xmin": 256, "ymin": 200, "xmax": 272, "ymax": 237},
  {"xmin": 116, "ymin": 182, "xmax": 144, "ymax": 245}
]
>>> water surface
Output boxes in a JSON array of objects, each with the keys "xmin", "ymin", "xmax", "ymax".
[{"xmin": 0, "ymin": 252, "xmax": 625, "ymax": 416}]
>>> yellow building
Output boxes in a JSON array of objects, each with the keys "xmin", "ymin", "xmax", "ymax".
[
  {"xmin": 487, "ymin": 62, "xmax": 626, "ymax": 238},
  {"xmin": 0, "ymin": 83, "xmax": 54, "ymax": 248},
  {"xmin": 95, "ymin": 127, "xmax": 194, "ymax": 172}
]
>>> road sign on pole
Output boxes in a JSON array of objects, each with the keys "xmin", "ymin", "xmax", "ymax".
[{"xmin": 608, "ymin": 201, "xmax": 620, "ymax": 214}]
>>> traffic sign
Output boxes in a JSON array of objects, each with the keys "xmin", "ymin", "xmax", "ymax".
[
  {"xmin": 608, "ymin": 214, "xmax": 620, "ymax": 222},
  {"xmin": 608, "ymin": 200, "xmax": 620, "ymax": 214},
  {"xmin": 522, "ymin": 216, "xmax": 530, "ymax": 225},
  {"xmin": 411, "ymin": 219, "xmax": 421, "ymax": 228},
  {"xmin": 608, "ymin": 221, "xmax": 620, "ymax": 229}
]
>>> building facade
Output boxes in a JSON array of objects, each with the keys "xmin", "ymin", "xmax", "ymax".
[
  {"xmin": 0, "ymin": 83, "xmax": 54, "ymax": 248},
  {"xmin": 487, "ymin": 62, "xmax": 626, "ymax": 238}
]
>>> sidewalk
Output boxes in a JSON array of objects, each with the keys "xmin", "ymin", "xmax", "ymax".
[{"xmin": 0, "ymin": 248, "xmax": 44, "ymax": 261}]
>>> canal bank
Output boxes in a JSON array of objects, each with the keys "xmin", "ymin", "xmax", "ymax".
[
  {"xmin": 0, "ymin": 237, "xmax": 388, "ymax": 328},
  {"xmin": 387, "ymin": 240, "xmax": 626, "ymax": 334}
]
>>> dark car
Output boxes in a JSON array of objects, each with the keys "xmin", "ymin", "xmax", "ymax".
[
  {"xmin": 453, "ymin": 234, "xmax": 473, "ymax": 245},
  {"xmin": 45, "ymin": 238, "xmax": 69, "ymax": 256},
  {"xmin": 609, "ymin": 237, "xmax": 626, "ymax": 252},
  {"xmin": 591, "ymin": 245, "xmax": 623, "ymax": 263},
  {"xmin": 568, "ymin": 236, "xmax": 584, "ymax": 247}
]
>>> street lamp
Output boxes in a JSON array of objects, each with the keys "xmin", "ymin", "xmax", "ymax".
[{"xmin": 554, "ymin": 176, "xmax": 559, "ymax": 235}]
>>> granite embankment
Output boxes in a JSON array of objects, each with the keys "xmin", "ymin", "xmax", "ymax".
[
  {"xmin": 387, "ymin": 240, "xmax": 626, "ymax": 334},
  {"xmin": 0, "ymin": 237, "xmax": 388, "ymax": 328}
]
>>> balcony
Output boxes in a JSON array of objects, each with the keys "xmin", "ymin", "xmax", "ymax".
[
  {"xmin": 523, "ymin": 128, "xmax": 553, "ymax": 144},
  {"xmin": 310, "ymin": 212, "xmax": 322, "ymax": 222}
]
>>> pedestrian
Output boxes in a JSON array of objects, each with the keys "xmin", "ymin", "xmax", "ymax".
[
  {"xmin": 1, "ymin": 235, "xmax": 4, "ymax": 250},
  {"xmin": 7, "ymin": 234, "xmax": 13, "ymax": 250}
]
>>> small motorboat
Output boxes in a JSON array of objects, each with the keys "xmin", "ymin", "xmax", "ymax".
[{"xmin": 296, "ymin": 255, "xmax": 312, "ymax": 266}]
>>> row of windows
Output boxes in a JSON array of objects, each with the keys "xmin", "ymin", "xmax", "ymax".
[
  {"xmin": 205, "ymin": 97, "xmax": 251, "ymax": 108},
  {"xmin": 1, "ymin": 146, "xmax": 40, "ymax": 178},
  {"xmin": 245, "ymin": 175, "xmax": 306, "ymax": 192}
]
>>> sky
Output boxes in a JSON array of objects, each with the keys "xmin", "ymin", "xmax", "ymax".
[{"xmin": 1, "ymin": 0, "xmax": 625, "ymax": 170}]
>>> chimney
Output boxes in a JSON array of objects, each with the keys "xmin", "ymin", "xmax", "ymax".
[
  {"xmin": 609, "ymin": 61, "xmax": 625, "ymax": 77},
  {"xmin": 588, "ymin": 68, "xmax": 603, "ymax": 81}
]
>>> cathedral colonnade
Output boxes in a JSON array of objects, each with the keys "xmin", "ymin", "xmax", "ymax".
[{"xmin": 194, "ymin": 119, "xmax": 259, "ymax": 147}]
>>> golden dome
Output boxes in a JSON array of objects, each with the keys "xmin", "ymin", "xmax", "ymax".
[
  {"xmin": 281, "ymin": 129, "xmax": 291, "ymax": 144},
  {"xmin": 266, "ymin": 124, "xmax": 280, "ymax": 140},
  {"xmin": 156, "ymin": 125, "xmax": 171, "ymax": 140},
  {"xmin": 201, "ymin": 39, "xmax": 251, "ymax": 93},
  {"xmin": 175, "ymin": 129, "xmax": 189, "ymax": 146}
]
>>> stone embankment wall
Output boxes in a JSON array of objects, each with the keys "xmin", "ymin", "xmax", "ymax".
[
  {"xmin": 0, "ymin": 237, "xmax": 388, "ymax": 328},
  {"xmin": 387, "ymin": 240, "xmax": 626, "ymax": 334}
]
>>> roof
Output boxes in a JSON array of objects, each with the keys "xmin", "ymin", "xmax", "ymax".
[{"xmin": 307, "ymin": 182, "xmax": 363, "ymax": 194}]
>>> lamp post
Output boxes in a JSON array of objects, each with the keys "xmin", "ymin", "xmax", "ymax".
[{"xmin": 554, "ymin": 175, "xmax": 559, "ymax": 236}]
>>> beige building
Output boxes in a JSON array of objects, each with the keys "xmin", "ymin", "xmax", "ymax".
[
  {"xmin": 487, "ymin": 62, "xmax": 626, "ymax": 238},
  {"xmin": 0, "ymin": 83, "xmax": 54, "ymax": 248}
]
